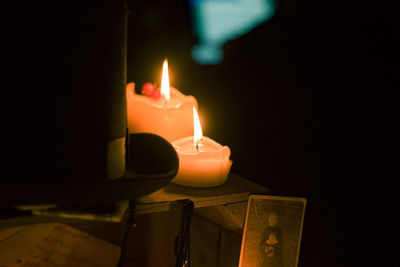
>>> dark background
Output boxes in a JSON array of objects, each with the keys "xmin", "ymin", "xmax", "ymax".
[
  {"xmin": 3, "ymin": 1, "xmax": 127, "ymax": 180},
  {"xmin": 2, "ymin": 0, "xmax": 398, "ymax": 266},
  {"xmin": 127, "ymin": 0, "xmax": 398, "ymax": 266}
]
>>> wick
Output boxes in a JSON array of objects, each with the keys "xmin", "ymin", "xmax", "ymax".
[
  {"xmin": 195, "ymin": 138, "xmax": 203, "ymax": 151},
  {"xmin": 163, "ymin": 97, "xmax": 168, "ymax": 109}
]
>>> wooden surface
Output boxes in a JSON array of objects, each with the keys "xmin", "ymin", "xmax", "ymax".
[
  {"xmin": 1, "ymin": 173, "xmax": 266, "ymax": 226},
  {"xmin": 0, "ymin": 174, "xmax": 268, "ymax": 267},
  {"xmin": 191, "ymin": 213, "xmax": 221, "ymax": 267},
  {"xmin": 195, "ymin": 202, "xmax": 248, "ymax": 234},
  {"xmin": 219, "ymin": 228, "xmax": 243, "ymax": 267},
  {"xmin": 143, "ymin": 211, "xmax": 245, "ymax": 267},
  {"xmin": 0, "ymin": 223, "xmax": 120, "ymax": 267},
  {"xmin": 135, "ymin": 173, "xmax": 268, "ymax": 214}
]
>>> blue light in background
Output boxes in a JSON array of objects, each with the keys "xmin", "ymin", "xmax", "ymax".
[{"xmin": 189, "ymin": 0, "xmax": 276, "ymax": 64}]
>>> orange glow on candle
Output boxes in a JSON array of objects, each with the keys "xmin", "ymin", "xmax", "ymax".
[
  {"xmin": 193, "ymin": 106, "xmax": 203, "ymax": 146},
  {"xmin": 161, "ymin": 59, "xmax": 170, "ymax": 101}
]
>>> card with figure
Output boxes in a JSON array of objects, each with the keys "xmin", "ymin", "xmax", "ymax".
[{"xmin": 239, "ymin": 194, "xmax": 306, "ymax": 267}]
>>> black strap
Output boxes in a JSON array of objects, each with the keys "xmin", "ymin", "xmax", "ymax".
[
  {"xmin": 117, "ymin": 200, "xmax": 136, "ymax": 267},
  {"xmin": 175, "ymin": 200, "xmax": 194, "ymax": 267}
]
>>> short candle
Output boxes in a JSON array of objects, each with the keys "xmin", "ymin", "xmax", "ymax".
[
  {"xmin": 126, "ymin": 59, "xmax": 198, "ymax": 142},
  {"xmin": 172, "ymin": 107, "xmax": 232, "ymax": 187}
]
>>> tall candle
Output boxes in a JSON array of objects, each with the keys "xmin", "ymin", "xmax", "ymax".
[
  {"xmin": 126, "ymin": 60, "xmax": 198, "ymax": 142},
  {"xmin": 172, "ymin": 107, "xmax": 232, "ymax": 187}
]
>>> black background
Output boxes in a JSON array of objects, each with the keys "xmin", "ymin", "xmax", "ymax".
[{"xmin": 2, "ymin": 0, "xmax": 399, "ymax": 265}]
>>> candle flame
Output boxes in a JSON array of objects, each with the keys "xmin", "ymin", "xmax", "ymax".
[
  {"xmin": 161, "ymin": 59, "xmax": 170, "ymax": 101},
  {"xmin": 193, "ymin": 106, "xmax": 203, "ymax": 146}
]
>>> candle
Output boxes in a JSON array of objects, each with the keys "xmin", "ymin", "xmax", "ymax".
[
  {"xmin": 126, "ymin": 59, "xmax": 198, "ymax": 142},
  {"xmin": 172, "ymin": 107, "xmax": 232, "ymax": 187}
]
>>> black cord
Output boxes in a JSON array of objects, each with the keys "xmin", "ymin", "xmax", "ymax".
[
  {"xmin": 117, "ymin": 200, "xmax": 136, "ymax": 267},
  {"xmin": 175, "ymin": 200, "xmax": 194, "ymax": 267}
]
